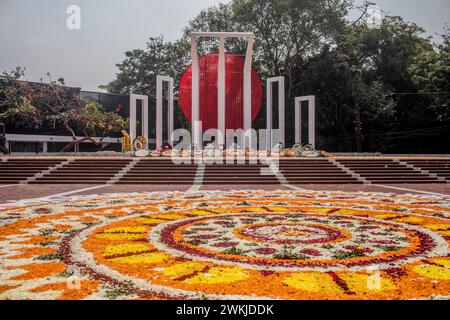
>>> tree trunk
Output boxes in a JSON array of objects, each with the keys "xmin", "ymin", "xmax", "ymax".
[
  {"xmin": 0, "ymin": 123, "xmax": 9, "ymax": 154},
  {"xmin": 61, "ymin": 123, "xmax": 78, "ymax": 152},
  {"xmin": 61, "ymin": 136, "xmax": 105, "ymax": 153},
  {"xmin": 61, "ymin": 140, "xmax": 77, "ymax": 153},
  {"xmin": 351, "ymin": 84, "xmax": 363, "ymax": 153}
]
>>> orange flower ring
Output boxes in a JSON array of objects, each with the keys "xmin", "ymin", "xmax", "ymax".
[{"xmin": 0, "ymin": 190, "xmax": 449, "ymax": 300}]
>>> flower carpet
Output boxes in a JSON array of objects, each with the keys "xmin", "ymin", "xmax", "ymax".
[{"xmin": 0, "ymin": 190, "xmax": 449, "ymax": 300}]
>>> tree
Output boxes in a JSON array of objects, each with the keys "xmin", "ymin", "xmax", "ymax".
[
  {"xmin": 409, "ymin": 30, "xmax": 450, "ymax": 122},
  {"xmin": 101, "ymin": 36, "xmax": 191, "ymax": 97},
  {"xmin": 104, "ymin": 0, "xmax": 449, "ymax": 153},
  {"xmin": 293, "ymin": 42, "xmax": 395, "ymax": 152},
  {"xmin": 292, "ymin": 16, "xmax": 430, "ymax": 152},
  {"xmin": 184, "ymin": 0, "xmax": 351, "ymax": 99},
  {"xmin": 49, "ymin": 99, "xmax": 128, "ymax": 152},
  {"xmin": 1, "ymin": 69, "xmax": 128, "ymax": 153},
  {"xmin": 101, "ymin": 36, "xmax": 192, "ymax": 131},
  {"xmin": 0, "ymin": 67, "xmax": 40, "ymax": 154},
  {"xmin": 29, "ymin": 75, "xmax": 127, "ymax": 152},
  {"xmin": 332, "ymin": 22, "xmax": 396, "ymax": 152},
  {"xmin": 104, "ymin": 0, "xmax": 352, "ymax": 135}
]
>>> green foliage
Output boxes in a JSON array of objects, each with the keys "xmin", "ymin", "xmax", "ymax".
[
  {"xmin": 0, "ymin": 67, "xmax": 40, "ymax": 130},
  {"xmin": 0, "ymin": 69, "xmax": 128, "ymax": 152},
  {"xmin": 34, "ymin": 253, "xmax": 63, "ymax": 261},
  {"xmin": 409, "ymin": 31, "xmax": 450, "ymax": 121},
  {"xmin": 50, "ymin": 99, "xmax": 127, "ymax": 140},
  {"xmin": 273, "ymin": 245, "xmax": 310, "ymax": 260},
  {"xmin": 184, "ymin": 0, "xmax": 350, "ymax": 83},
  {"xmin": 100, "ymin": 36, "xmax": 191, "ymax": 131},
  {"xmin": 103, "ymin": 0, "xmax": 352, "ymax": 132},
  {"xmin": 104, "ymin": 287, "xmax": 131, "ymax": 300},
  {"xmin": 332, "ymin": 249, "xmax": 366, "ymax": 259},
  {"xmin": 4, "ymin": 0, "xmax": 448, "ymax": 154},
  {"xmin": 100, "ymin": 36, "xmax": 191, "ymax": 96},
  {"xmin": 292, "ymin": 16, "xmax": 447, "ymax": 152}
]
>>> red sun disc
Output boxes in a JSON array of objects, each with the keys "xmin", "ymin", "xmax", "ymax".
[{"xmin": 179, "ymin": 53, "xmax": 263, "ymax": 132}]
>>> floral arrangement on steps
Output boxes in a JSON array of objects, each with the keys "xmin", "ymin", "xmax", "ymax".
[{"xmin": 145, "ymin": 144, "xmax": 325, "ymax": 158}]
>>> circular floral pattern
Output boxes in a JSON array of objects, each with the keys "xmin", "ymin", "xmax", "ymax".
[
  {"xmin": 150, "ymin": 213, "xmax": 442, "ymax": 271},
  {"xmin": 0, "ymin": 190, "xmax": 449, "ymax": 300}
]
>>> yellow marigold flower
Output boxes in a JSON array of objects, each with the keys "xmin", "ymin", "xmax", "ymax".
[
  {"xmin": 111, "ymin": 253, "xmax": 168, "ymax": 264},
  {"xmin": 338, "ymin": 272, "xmax": 396, "ymax": 293},
  {"xmin": 395, "ymin": 217, "xmax": 423, "ymax": 223},
  {"xmin": 265, "ymin": 206, "xmax": 289, "ymax": 212},
  {"xmin": 307, "ymin": 208, "xmax": 331, "ymax": 214},
  {"xmin": 103, "ymin": 244, "xmax": 149, "ymax": 256},
  {"xmin": 336, "ymin": 209, "xmax": 359, "ymax": 215},
  {"xmin": 135, "ymin": 218, "xmax": 168, "ymax": 224},
  {"xmin": 433, "ymin": 258, "xmax": 450, "ymax": 267},
  {"xmin": 283, "ymin": 272, "xmax": 343, "ymax": 293},
  {"xmin": 96, "ymin": 233, "xmax": 144, "ymax": 241},
  {"xmin": 375, "ymin": 214, "xmax": 403, "ymax": 219},
  {"xmin": 162, "ymin": 262, "xmax": 206, "ymax": 278},
  {"xmin": 185, "ymin": 267, "xmax": 249, "ymax": 284},
  {"xmin": 412, "ymin": 264, "xmax": 450, "ymax": 280},
  {"xmin": 157, "ymin": 214, "xmax": 187, "ymax": 220},
  {"xmin": 103, "ymin": 227, "xmax": 148, "ymax": 233},
  {"xmin": 425, "ymin": 224, "xmax": 450, "ymax": 231}
]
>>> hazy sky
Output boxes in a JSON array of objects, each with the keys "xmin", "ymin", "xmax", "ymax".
[{"xmin": 0, "ymin": 0, "xmax": 448, "ymax": 91}]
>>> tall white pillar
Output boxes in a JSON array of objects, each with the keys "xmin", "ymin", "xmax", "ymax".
[
  {"xmin": 266, "ymin": 81, "xmax": 272, "ymax": 152},
  {"xmin": 156, "ymin": 75, "xmax": 174, "ymax": 149},
  {"xmin": 191, "ymin": 35, "xmax": 201, "ymax": 148},
  {"xmin": 243, "ymin": 35, "xmax": 254, "ymax": 149},
  {"xmin": 295, "ymin": 95, "xmax": 316, "ymax": 148},
  {"xmin": 130, "ymin": 97, "xmax": 136, "ymax": 144},
  {"xmin": 278, "ymin": 77, "xmax": 285, "ymax": 147},
  {"xmin": 266, "ymin": 76, "xmax": 285, "ymax": 150},
  {"xmin": 217, "ymin": 36, "xmax": 226, "ymax": 146},
  {"xmin": 129, "ymin": 94, "xmax": 149, "ymax": 149},
  {"xmin": 309, "ymin": 96, "xmax": 316, "ymax": 148},
  {"xmin": 156, "ymin": 79, "xmax": 163, "ymax": 149}
]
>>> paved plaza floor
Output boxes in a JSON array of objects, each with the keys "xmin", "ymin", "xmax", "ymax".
[{"xmin": 1, "ymin": 183, "xmax": 449, "ymax": 204}]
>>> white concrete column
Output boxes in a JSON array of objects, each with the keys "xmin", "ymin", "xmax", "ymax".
[
  {"xmin": 266, "ymin": 76, "xmax": 285, "ymax": 150},
  {"xmin": 130, "ymin": 96, "xmax": 137, "ymax": 144},
  {"xmin": 156, "ymin": 79, "xmax": 163, "ymax": 150},
  {"xmin": 266, "ymin": 79, "xmax": 273, "ymax": 152},
  {"xmin": 278, "ymin": 77, "xmax": 285, "ymax": 147},
  {"xmin": 129, "ymin": 94, "xmax": 149, "ymax": 149},
  {"xmin": 217, "ymin": 36, "xmax": 226, "ymax": 146},
  {"xmin": 168, "ymin": 78, "xmax": 174, "ymax": 145},
  {"xmin": 295, "ymin": 97, "xmax": 301, "ymax": 145},
  {"xmin": 309, "ymin": 96, "xmax": 316, "ymax": 148},
  {"xmin": 156, "ymin": 76, "xmax": 174, "ymax": 149},
  {"xmin": 295, "ymin": 95, "xmax": 316, "ymax": 148},
  {"xmin": 243, "ymin": 35, "xmax": 254, "ymax": 148},
  {"xmin": 191, "ymin": 35, "xmax": 201, "ymax": 148}
]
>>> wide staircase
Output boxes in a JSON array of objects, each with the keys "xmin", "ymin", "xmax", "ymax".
[
  {"xmin": 0, "ymin": 159, "xmax": 63, "ymax": 184},
  {"xmin": 336, "ymin": 159, "xmax": 444, "ymax": 184},
  {"xmin": 30, "ymin": 159, "xmax": 131, "ymax": 184},
  {"xmin": 403, "ymin": 159, "xmax": 450, "ymax": 182},
  {"xmin": 1, "ymin": 157, "xmax": 449, "ymax": 185},
  {"xmin": 116, "ymin": 159, "xmax": 197, "ymax": 185},
  {"xmin": 279, "ymin": 159, "xmax": 361, "ymax": 184},
  {"xmin": 203, "ymin": 161, "xmax": 279, "ymax": 185}
]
